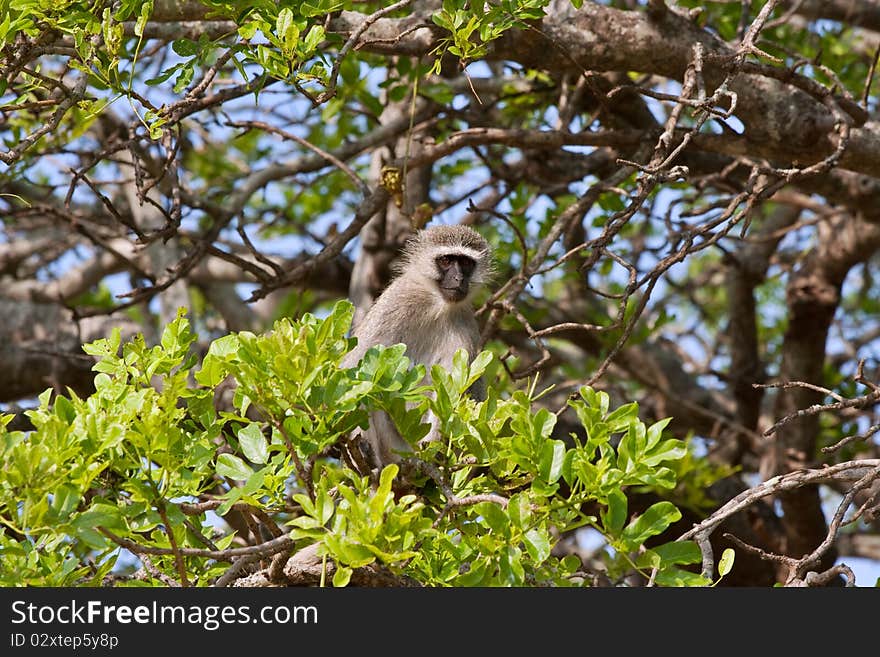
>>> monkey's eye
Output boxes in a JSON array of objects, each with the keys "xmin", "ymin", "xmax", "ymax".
[{"xmin": 436, "ymin": 255, "xmax": 453, "ymax": 269}]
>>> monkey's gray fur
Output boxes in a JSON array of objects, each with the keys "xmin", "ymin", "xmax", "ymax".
[{"xmin": 341, "ymin": 224, "xmax": 493, "ymax": 471}]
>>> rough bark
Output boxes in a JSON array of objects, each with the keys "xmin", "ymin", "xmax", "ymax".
[
  {"xmin": 0, "ymin": 300, "xmax": 140, "ymax": 403},
  {"xmin": 770, "ymin": 215, "xmax": 880, "ymax": 563},
  {"xmin": 330, "ymin": 3, "xmax": 879, "ymax": 177}
]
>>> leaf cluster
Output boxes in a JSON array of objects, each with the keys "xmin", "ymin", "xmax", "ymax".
[{"xmin": 0, "ymin": 301, "xmax": 718, "ymax": 586}]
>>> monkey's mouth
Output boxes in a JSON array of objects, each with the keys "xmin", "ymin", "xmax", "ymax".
[{"xmin": 440, "ymin": 284, "xmax": 469, "ymax": 302}]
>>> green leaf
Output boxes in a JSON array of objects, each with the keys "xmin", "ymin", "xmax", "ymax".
[
  {"xmin": 332, "ymin": 380, "xmax": 373, "ymax": 407},
  {"xmin": 325, "ymin": 536, "xmax": 374, "ymax": 568},
  {"xmin": 51, "ymin": 485, "xmax": 81, "ymax": 518},
  {"xmin": 239, "ymin": 454, "xmax": 271, "ymax": 496},
  {"xmin": 645, "ymin": 417, "xmax": 671, "ymax": 450},
  {"xmin": 207, "ymin": 332, "xmax": 240, "ymax": 358},
  {"xmin": 432, "ymin": 11, "xmax": 452, "ymax": 31},
  {"xmin": 451, "ymin": 348, "xmax": 469, "ymax": 391},
  {"xmin": 539, "ymin": 439, "xmax": 566, "ymax": 483},
  {"xmin": 532, "ymin": 408, "xmax": 556, "ymax": 443},
  {"xmin": 369, "ymin": 464, "xmax": 398, "ymax": 522},
  {"xmin": 172, "ymin": 39, "xmax": 199, "ymax": 57},
  {"xmin": 602, "ymin": 488, "xmax": 627, "ymax": 537},
  {"xmin": 621, "ymin": 501, "xmax": 681, "ymax": 549},
  {"xmin": 173, "ymin": 62, "xmax": 195, "ymax": 93},
  {"xmin": 655, "ymin": 568, "xmax": 710, "ymax": 587},
  {"xmin": 636, "ymin": 540, "xmax": 701, "ymax": 569},
  {"xmin": 289, "ymin": 515, "xmax": 322, "ymax": 530},
  {"xmin": 431, "ymin": 366, "xmax": 454, "ymax": 419},
  {"xmin": 523, "ymin": 528, "xmax": 551, "ymax": 563},
  {"xmin": 718, "ymin": 548, "xmax": 735, "ymax": 577},
  {"xmin": 507, "ymin": 493, "xmax": 531, "ymax": 527},
  {"xmin": 477, "ymin": 502, "xmax": 508, "ymax": 535},
  {"xmin": 276, "ymin": 8, "xmax": 294, "ymax": 39},
  {"xmin": 301, "ymin": 25, "xmax": 325, "ymax": 54},
  {"xmin": 292, "ymin": 492, "xmax": 316, "ymax": 518},
  {"xmin": 54, "ymin": 396, "xmax": 76, "ymax": 424},
  {"xmin": 238, "ymin": 22, "xmax": 259, "ymax": 40},
  {"xmin": 214, "ymin": 487, "xmax": 242, "ymax": 518},
  {"xmin": 238, "ymin": 422, "xmax": 269, "ymax": 464},
  {"xmin": 457, "ymin": 560, "xmax": 487, "ymax": 586},
  {"xmin": 641, "ymin": 466, "xmax": 677, "ymax": 489},
  {"xmin": 216, "ymin": 454, "xmax": 254, "ymax": 480},
  {"xmin": 653, "ymin": 540, "xmax": 702, "ymax": 565},
  {"xmin": 378, "ymin": 463, "xmax": 398, "ymax": 496},
  {"xmin": 145, "ymin": 62, "xmax": 184, "ymax": 86},
  {"xmin": 316, "ymin": 490, "xmax": 335, "ymax": 525},
  {"xmin": 160, "ymin": 308, "xmax": 193, "ymax": 358},
  {"xmin": 82, "ymin": 327, "xmax": 121, "ymax": 359},
  {"xmin": 300, "ymin": 1, "xmax": 344, "ymax": 18},
  {"xmin": 135, "ymin": 2, "xmax": 153, "ymax": 38},
  {"xmin": 468, "ymin": 350, "xmax": 493, "ymax": 385},
  {"xmin": 74, "ymin": 504, "xmax": 125, "ymax": 532},
  {"xmin": 333, "ymin": 564, "xmax": 352, "ymax": 587},
  {"xmin": 642, "ymin": 439, "xmax": 687, "ymax": 466},
  {"xmin": 76, "ymin": 527, "xmax": 109, "ymax": 550},
  {"xmin": 605, "ymin": 401, "xmax": 638, "ymax": 431},
  {"xmin": 594, "ymin": 388, "xmax": 610, "ymax": 416}
]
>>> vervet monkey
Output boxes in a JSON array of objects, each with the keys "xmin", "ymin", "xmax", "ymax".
[{"xmin": 341, "ymin": 224, "xmax": 493, "ymax": 471}]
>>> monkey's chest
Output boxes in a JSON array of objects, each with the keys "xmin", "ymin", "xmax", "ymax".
[{"xmin": 406, "ymin": 326, "xmax": 476, "ymax": 373}]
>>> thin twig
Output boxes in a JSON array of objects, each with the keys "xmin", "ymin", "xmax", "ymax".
[
  {"xmin": 157, "ymin": 505, "xmax": 190, "ymax": 587},
  {"xmin": 99, "ymin": 527, "xmax": 295, "ymax": 561}
]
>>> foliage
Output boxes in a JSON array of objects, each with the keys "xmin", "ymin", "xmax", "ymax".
[
  {"xmin": 3, "ymin": 0, "xmax": 880, "ymax": 588},
  {"xmin": 0, "ymin": 302, "xmax": 709, "ymax": 587}
]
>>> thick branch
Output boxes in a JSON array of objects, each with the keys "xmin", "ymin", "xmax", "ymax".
[
  {"xmin": 679, "ymin": 459, "xmax": 880, "ymax": 580},
  {"xmin": 0, "ymin": 301, "xmax": 140, "ymax": 402},
  {"xmin": 783, "ymin": 0, "xmax": 880, "ymax": 33},
  {"xmin": 769, "ymin": 213, "xmax": 880, "ymax": 562},
  {"xmin": 331, "ymin": 3, "xmax": 880, "ymax": 180}
]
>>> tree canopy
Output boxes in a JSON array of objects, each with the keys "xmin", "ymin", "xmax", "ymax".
[{"xmin": 1, "ymin": 0, "xmax": 879, "ymax": 587}]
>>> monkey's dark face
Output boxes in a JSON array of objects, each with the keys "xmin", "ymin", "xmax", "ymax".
[{"xmin": 435, "ymin": 253, "xmax": 476, "ymax": 302}]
